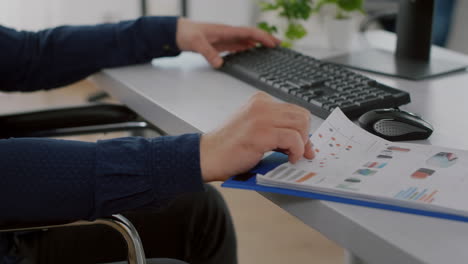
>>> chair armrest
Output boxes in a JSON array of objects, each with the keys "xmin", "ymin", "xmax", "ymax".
[
  {"xmin": 0, "ymin": 214, "xmax": 146, "ymax": 264},
  {"xmin": 0, "ymin": 104, "xmax": 140, "ymax": 138}
]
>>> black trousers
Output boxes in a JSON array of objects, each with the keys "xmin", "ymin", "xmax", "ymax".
[{"xmin": 12, "ymin": 184, "xmax": 237, "ymax": 264}]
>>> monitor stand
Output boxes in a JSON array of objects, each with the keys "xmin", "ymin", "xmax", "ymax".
[
  {"xmin": 324, "ymin": 0, "xmax": 467, "ymax": 80},
  {"xmin": 324, "ymin": 49, "xmax": 467, "ymax": 80}
]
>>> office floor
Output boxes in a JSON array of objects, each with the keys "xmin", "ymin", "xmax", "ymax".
[{"xmin": 1, "ymin": 80, "xmax": 343, "ymax": 264}]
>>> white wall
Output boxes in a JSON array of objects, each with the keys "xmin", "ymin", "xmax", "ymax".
[
  {"xmin": 447, "ymin": 0, "xmax": 468, "ymax": 55},
  {"xmin": 53, "ymin": 0, "xmax": 140, "ymax": 25},
  {"xmin": 0, "ymin": 0, "xmax": 60, "ymax": 29},
  {"xmin": 0, "ymin": 0, "xmax": 180, "ymax": 30},
  {"xmin": 188, "ymin": 0, "xmax": 258, "ymax": 26},
  {"xmin": 148, "ymin": 0, "xmax": 180, "ymax": 16},
  {"xmin": 0, "ymin": 0, "xmax": 258, "ymax": 30}
]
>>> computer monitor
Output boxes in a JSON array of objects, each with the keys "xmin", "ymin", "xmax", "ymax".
[{"xmin": 324, "ymin": 0, "xmax": 467, "ymax": 80}]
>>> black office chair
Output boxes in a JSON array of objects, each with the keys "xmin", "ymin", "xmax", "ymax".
[
  {"xmin": 0, "ymin": 214, "xmax": 147, "ymax": 264},
  {"xmin": 0, "ymin": 103, "xmax": 165, "ymax": 139},
  {"xmin": 0, "ymin": 103, "xmax": 181, "ymax": 263},
  {"xmin": 0, "ymin": 102, "xmax": 190, "ymax": 263}
]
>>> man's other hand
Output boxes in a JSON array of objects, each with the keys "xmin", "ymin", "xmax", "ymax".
[
  {"xmin": 200, "ymin": 92, "xmax": 315, "ymax": 182},
  {"xmin": 176, "ymin": 18, "xmax": 281, "ymax": 68}
]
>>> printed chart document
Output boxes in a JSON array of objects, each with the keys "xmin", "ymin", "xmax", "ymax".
[{"xmin": 258, "ymin": 108, "xmax": 468, "ymax": 218}]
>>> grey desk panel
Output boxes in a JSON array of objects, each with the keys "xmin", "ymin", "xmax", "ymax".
[
  {"xmin": 92, "ymin": 31, "xmax": 468, "ymax": 264},
  {"xmin": 93, "ymin": 53, "xmax": 323, "ymax": 135},
  {"xmin": 261, "ymin": 193, "xmax": 468, "ymax": 264}
]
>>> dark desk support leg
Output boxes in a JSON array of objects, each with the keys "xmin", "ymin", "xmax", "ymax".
[
  {"xmin": 345, "ymin": 250, "xmax": 368, "ymax": 264},
  {"xmin": 181, "ymin": 0, "xmax": 188, "ymax": 17},
  {"xmin": 140, "ymin": 0, "xmax": 148, "ymax": 16}
]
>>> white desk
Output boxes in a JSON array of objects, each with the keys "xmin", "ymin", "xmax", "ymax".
[{"xmin": 92, "ymin": 31, "xmax": 468, "ymax": 264}]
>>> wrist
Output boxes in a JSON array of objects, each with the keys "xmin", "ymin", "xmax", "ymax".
[
  {"xmin": 200, "ymin": 132, "xmax": 222, "ymax": 182},
  {"xmin": 175, "ymin": 17, "xmax": 190, "ymax": 51},
  {"xmin": 140, "ymin": 16, "xmax": 181, "ymax": 57}
]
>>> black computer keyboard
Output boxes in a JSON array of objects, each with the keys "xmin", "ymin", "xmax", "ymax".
[{"xmin": 220, "ymin": 47, "xmax": 411, "ymax": 119}]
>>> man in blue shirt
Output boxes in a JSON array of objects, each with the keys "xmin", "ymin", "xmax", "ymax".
[{"xmin": 0, "ymin": 16, "xmax": 314, "ymax": 264}]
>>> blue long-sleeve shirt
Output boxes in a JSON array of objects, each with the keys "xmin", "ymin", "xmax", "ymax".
[
  {"xmin": 1, "ymin": 16, "xmax": 181, "ymax": 92},
  {"xmin": 0, "ymin": 16, "xmax": 205, "ymax": 262}
]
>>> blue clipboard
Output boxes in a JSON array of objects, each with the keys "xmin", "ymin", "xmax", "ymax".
[{"xmin": 222, "ymin": 152, "xmax": 468, "ymax": 223}]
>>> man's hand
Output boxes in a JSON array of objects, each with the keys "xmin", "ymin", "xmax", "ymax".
[
  {"xmin": 200, "ymin": 92, "xmax": 315, "ymax": 182},
  {"xmin": 176, "ymin": 18, "xmax": 281, "ymax": 68}
]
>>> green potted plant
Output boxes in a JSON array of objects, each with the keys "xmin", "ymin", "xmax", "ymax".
[
  {"xmin": 315, "ymin": 0, "xmax": 364, "ymax": 19},
  {"xmin": 315, "ymin": 0, "xmax": 365, "ymax": 50},
  {"xmin": 257, "ymin": 0, "xmax": 364, "ymax": 50},
  {"xmin": 257, "ymin": 0, "xmax": 315, "ymax": 47}
]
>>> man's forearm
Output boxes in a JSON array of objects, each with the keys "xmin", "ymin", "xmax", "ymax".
[
  {"xmin": 0, "ymin": 134, "xmax": 203, "ymax": 222},
  {"xmin": 0, "ymin": 16, "xmax": 181, "ymax": 92}
]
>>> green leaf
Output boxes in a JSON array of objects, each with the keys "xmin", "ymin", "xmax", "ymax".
[
  {"xmin": 276, "ymin": 0, "xmax": 313, "ymax": 20},
  {"xmin": 314, "ymin": 0, "xmax": 363, "ymax": 13},
  {"xmin": 336, "ymin": 0, "xmax": 363, "ymax": 11},
  {"xmin": 281, "ymin": 41, "xmax": 293, "ymax": 48},
  {"xmin": 257, "ymin": 21, "xmax": 278, "ymax": 34},
  {"xmin": 313, "ymin": 0, "xmax": 337, "ymax": 12},
  {"xmin": 285, "ymin": 23, "xmax": 307, "ymax": 40},
  {"xmin": 259, "ymin": 1, "xmax": 280, "ymax": 11},
  {"xmin": 258, "ymin": 0, "xmax": 314, "ymax": 44}
]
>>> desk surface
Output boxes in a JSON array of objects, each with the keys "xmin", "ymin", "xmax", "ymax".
[{"xmin": 92, "ymin": 31, "xmax": 468, "ymax": 264}]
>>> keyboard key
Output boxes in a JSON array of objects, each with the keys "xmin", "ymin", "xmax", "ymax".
[
  {"xmin": 378, "ymin": 93, "xmax": 394, "ymax": 100},
  {"xmin": 273, "ymin": 83, "xmax": 282, "ymax": 89},
  {"xmin": 312, "ymin": 89, "xmax": 325, "ymax": 96},
  {"xmin": 362, "ymin": 94, "xmax": 376, "ymax": 100},
  {"xmin": 285, "ymin": 80, "xmax": 302, "ymax": 89},
  {"xmin": 324, "ymin": 103, "xmax": 339, "ymax": 111},
  {"xmin": 289, "ymin": 88, "xmax": 300, "ymax": 95},
  {"xmin": 309, "ymin": 99, "xmax": 326, "ymax": 107},
  {"xmin": 339, "ymin": 103, "xmax": 360, "ymax": 112}
]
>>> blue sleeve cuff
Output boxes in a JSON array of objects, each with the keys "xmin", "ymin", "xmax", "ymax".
[
  {"xmin": 118, "ymin": 16, "xmax": 182, "ymax": 63},
  {"xmin": 142, "ymin": 16, "xmax": 181, "ymax": 57},
  {"xmin": 94, "ymin": 137, "xmax": 155, "ymax": 218},
  {"xmin": 150, "ymin": 133, "xmax": 205, "ymax": 205},
  {"xmin": 93, "ymin": 134, "xmax": 204, "ymax": 218}
]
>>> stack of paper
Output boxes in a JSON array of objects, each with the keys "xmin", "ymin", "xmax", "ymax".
[{"xmin": 257, "ymin": 108, "xmax": 468, "ymax": 218}]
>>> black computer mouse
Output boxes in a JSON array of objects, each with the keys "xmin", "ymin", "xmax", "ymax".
[{"xmin": 358, "ymin": 108, "xmax": 434, "ymax": 141}]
